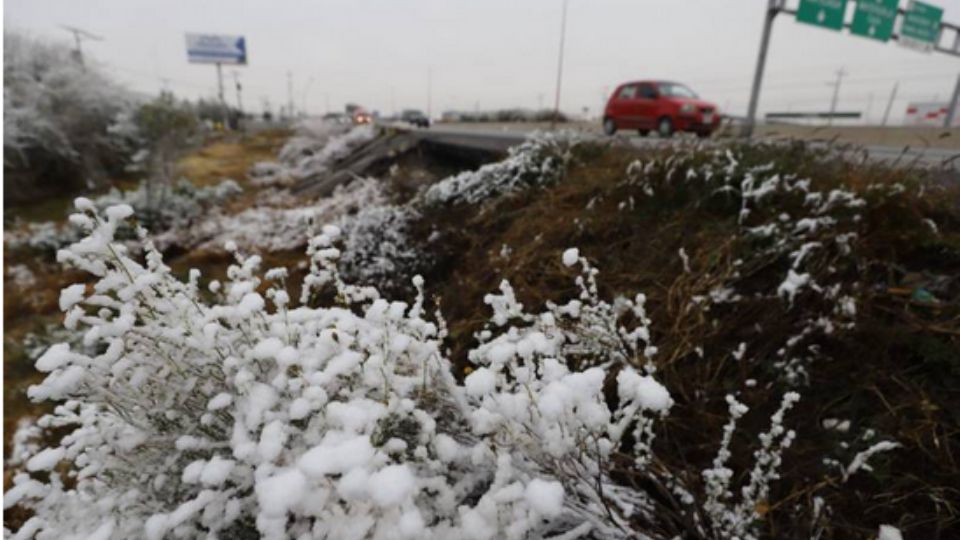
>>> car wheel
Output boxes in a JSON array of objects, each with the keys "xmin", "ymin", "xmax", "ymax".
[
  {"xmin": 638, "ymin": 129, "xmax": 650, "ymax": 137},
  {"xmin": 696, "ymin": 130, "xmax": 712, "ymax": 139},
  {"xmin": 603, "ymin": 118, "xmax": 617, "ymax": 136},
  {"xmin": 657, "ymin": 118, "xmax": 674, "ymax": 138}
]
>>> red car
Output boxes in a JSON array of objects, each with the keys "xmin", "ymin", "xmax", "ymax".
[{"xmin": 603, "ymin": 80, "xmax": 720, "ymax": 138}]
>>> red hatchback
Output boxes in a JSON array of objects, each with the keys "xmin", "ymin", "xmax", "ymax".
[{"xmin": 603, "ymin": 80, "xmax": 720, "ymax": 138}]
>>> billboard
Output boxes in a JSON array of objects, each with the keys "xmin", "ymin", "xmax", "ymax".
[
  {"xmin": 185, "ymin": 33, "xmax": 247, "ymax": 65},
  {"xmin": 904, "ymin": 102, "xmax": 959, "ymax": 126}
]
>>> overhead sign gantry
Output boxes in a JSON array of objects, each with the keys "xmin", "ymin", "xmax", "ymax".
[{"xmin": 744, "ymin": 0, "xmax": 960, "ymax": 136}]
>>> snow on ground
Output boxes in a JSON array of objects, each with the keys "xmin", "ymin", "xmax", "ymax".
[{"xmin": 154, "ymin": 177, "xmax": 386, "ymax": 253}]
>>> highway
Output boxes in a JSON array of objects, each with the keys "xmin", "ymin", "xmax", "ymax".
[{"xmin": 408, "ymin": 123, "xmax": 960, "ymax": 171}]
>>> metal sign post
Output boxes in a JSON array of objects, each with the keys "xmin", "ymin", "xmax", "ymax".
[
  {"xmin": 551, "ymin": 0, "xmax": 569, "ymax": 130},
  {"xmin": 743, "ymin": 0, "xmax": 780, "ymax": 137},
  {"xmin": 743, "ymin": 0, "xmax": 958, "ymax": 138},
  {"xmin": 945, "ymin": 73, "xmax": 960, "ymax": 128}
]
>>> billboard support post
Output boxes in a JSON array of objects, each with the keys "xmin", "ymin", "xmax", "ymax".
[
  {"xmin": 216, "ymin": 62, "xmax": 229, "ymax": 129},
  {"xmin": 743, "ymin": 0, "xmax": 779, "ymax": 138},
  {"xmin": 945, "ymin": 73, "xmax": 960, "ymax": 128}
]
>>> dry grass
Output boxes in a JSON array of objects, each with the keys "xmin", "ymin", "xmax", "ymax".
[
  {"xmin": 415, "ymin": 140, "xmax": 960, "ymax": 538},
  {"xmin": 177, "ymin": 129, "xmax": 288, "ymax": 188}
]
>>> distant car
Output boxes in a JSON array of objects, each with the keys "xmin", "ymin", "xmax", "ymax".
[
  {"xmin": 602, "ymin": 80, "xmax": 720, "ymax": 138},
  {"xmin": 401, "ymin": 109, "xmax": 430, "ymax": 128},
  {"xmin": 352, "ymin": 109, "xmax": 373, "ymax": 125}
]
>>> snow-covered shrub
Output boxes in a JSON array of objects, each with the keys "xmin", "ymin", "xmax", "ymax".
[
  {"xmin": 155, "ymin": 177, "xmax": 387, "ymax": 253},
  {"xmin": 6, "ymin": 264, "xmax": 37, "ymax": 288},
  {"xmin": 4, "ymin": 221, "xmax": 84, "ymax": 255},
  {"xmin": 110, "ymin": 92, "xmax": 201, "ymax": 179},
  {"xmin": 93, "ymin": 178, "xmax": 242, "ymax": 233},
  {"xmin": 247, "ymin": 161, "xmax": 289, "ymax": 188},
  {"xmin": 6, "ymin": 179, "xmax": 242, "ymax": 255},
  {"xmin": 4, "ymin": 31, "xmax": 135, "ymax": 200},
  {"xmin": 423, "ymin": 131, "xmax": 580, "ymax": 206},
  {"xmin": 335, "ymin": 203, "xmax": 426, "ymax": 291},
  {"xmin": 625, "ymin": 148, "xmax": 878, "ymax": 387},
  {"xmin": 7, "ymin": 201, "xmax": 714, "ymax": 540},
  {"xmin": 275, "ymin": 121, "xmax": 376, "ymax": 181}
]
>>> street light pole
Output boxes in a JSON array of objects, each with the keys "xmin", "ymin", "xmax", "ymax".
[
  {"xmin": 743, "ymin": 0, "xmax": 780, "ymax": 138},
  {"xmin": 551, "ymin": 0, "xmax": 569, "ymax": 130}
]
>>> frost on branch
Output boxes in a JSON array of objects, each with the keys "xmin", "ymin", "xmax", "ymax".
[
  {"xmin": 423, "ymin": 131, "xmax": 580, "ymax": 206},
  {"xmin": 10, "ymin": 203, "xmax": 686, "ymax": 540}
]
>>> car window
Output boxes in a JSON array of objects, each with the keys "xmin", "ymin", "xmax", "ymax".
[
  {"xmin": 658, "ymin": 83, "xmax": 698, "ymax": 99},
  {"xmin": 637, "ymin": 84, "xmax": 658, "ymax": 99},
  {"xmin": 617, "ymin": 85, "xmax": 637, "ymax": 100}
]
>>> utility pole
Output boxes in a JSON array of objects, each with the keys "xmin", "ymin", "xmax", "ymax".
[
  {"xmin": 287, "ymin": 71, "xmax": 295, "ymax": 119},
  {"xmin": 827, "ymin": 68, "xmax": 847, "ymax": 126},
  {"xmin": 945, "ymin": 72, "xmax": 960, "ymax": 128},
  {"xmin": 60, "ymin": 25, "xmax": 102, "ymax": 68},
  {"xmin": 551, "ymin": 0, "xmax": 569, "ymax": 129},
  {"xmin": 882, "ymin": 81, "xmax": 899, "ymax": 126},
  {"xmin": 743, "ymin": 0, "xmax": 780, "ymax": 137}
]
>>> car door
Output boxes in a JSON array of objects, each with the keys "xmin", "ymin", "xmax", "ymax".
[
  {"xmin": 635, "ymin": 83, "xmax": 659, "ymax": 129},
  {"xmin": 613, "ymin": 84, "xmax": 638, "ymax": 128}
]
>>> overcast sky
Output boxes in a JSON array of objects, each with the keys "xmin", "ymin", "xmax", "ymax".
[{"xmin": 6, "ymin": 0, "xmax": 960, "ymax": 123}]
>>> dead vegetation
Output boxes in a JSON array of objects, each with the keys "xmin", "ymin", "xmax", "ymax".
[{"xmin": 413, "ymin": 139, "xmax": 960, "ymax": 538}]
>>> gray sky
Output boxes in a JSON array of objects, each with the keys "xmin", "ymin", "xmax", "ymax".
[{"xmin": 6, "ymin": 0, "xmax": 960, "ymax": 123}]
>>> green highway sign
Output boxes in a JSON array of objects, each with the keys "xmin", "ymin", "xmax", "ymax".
[
  {"xmin": 851, "ymin": 0, "xmax": 899, "ymax": 41},
  {"xmin": 796, "ymin": 0, "xmax": 849, "ymax": 30},
  {"xmin": 900, "ymin": 0, "xmax": 944, "ymax": 49}
]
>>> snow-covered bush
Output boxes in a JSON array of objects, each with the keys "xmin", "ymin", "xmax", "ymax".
[
  {"xmin": 93, "ymin": 178, "xmax": 242, "ymax": 232},
  {"xmin": 8, "ymin": 201, "xmax": 746, "ymax": 540},
  {"xmin": 625, "ymin": 149, "xmax": 877, "ymax": 387},
  {"xmin": 272, "ymin": 121, "xmax": 376, "ymax": 182},
  {"xmin": 154, "ymin": 177, "xmax": 387, "ymax": 253},
  {"xmin": 4, "ymin": 31, "xmax": 135, "ymax": 200},
  {"xmin": 335, "ymin": 204, "xmax": 426, "ymax": 291},
  {"xmin": 4, "ymin": 221, "xmax": 85, "ymax": 255},
  {"xmin": 423, "ymin": 131, "xmax": 580, "ymax": 206}
]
